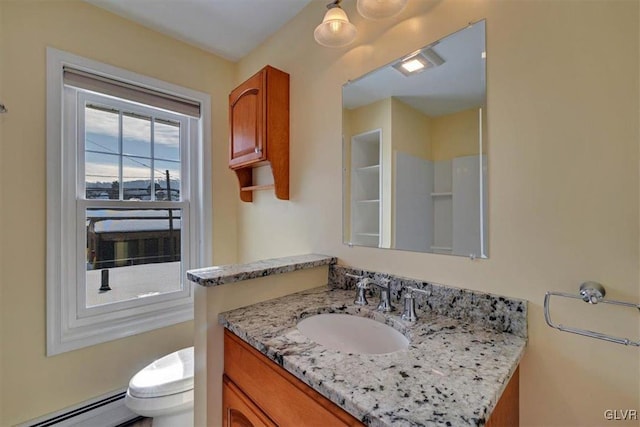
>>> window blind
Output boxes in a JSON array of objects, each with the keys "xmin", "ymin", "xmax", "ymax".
[{"xmin": 63, "ymin": 67, "xmax": 201, "ymax": 118}]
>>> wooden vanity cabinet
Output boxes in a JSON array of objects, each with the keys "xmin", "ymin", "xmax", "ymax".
[
  {"xmin": 228, "ymin": 65, "xmax": 289, "ymax": 202},
  {"xmin": 223, "ymin": 329, "xmax": 519, "ymax": 426},
  {"xmin": 223, "ymin": 330, "xmax": 363, "ymax": 426}
]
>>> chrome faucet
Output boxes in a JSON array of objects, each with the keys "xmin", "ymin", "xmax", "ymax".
[
  {"xmin": 370, "ymin": 278, "xmax": 395, "ymax": 312},
  {"xmin": 346, "ymin": 274, "xmax": 394, "ymax": 312},
  {"xmin": 401, "ymin": 286, "xmax": 430, "ymax": 322}
]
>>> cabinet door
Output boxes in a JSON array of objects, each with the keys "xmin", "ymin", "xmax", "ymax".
[
  {"xmin": 229, "ymin": 71, "xmax": 266, "ymax": 169},
  {"xmin": 223, "ymin": 375, "xmax": 276, "ymax": 427},
  {"xmin": 224, "ymin": 330, "xmax": 363, "ymax": 426}
]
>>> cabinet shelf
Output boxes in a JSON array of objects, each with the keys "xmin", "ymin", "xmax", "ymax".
[
  {"xmin": 241, "ymin": 184, "xmax": 275, "ymax": 192},
  {"xmin": 355, "ymin": 164, "xmax": 380, "ymax": 173},
  {"xmin": 356, "ymin": 232, "xmax": 380, "ymax": 237},
  {"xmin": 356, "ymin": 199, "xmax": 380, "ymax": 204},
  {"xmin": 431, "ymin": 192, "xmax": 453, "ymax": 197},
  {"xmin": 431, "ymin": 245, "xmax": 453, "ymax": 251}
]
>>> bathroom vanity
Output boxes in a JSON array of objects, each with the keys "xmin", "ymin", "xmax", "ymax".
[
  {"xmin": 188, "ymin": 255, "xmax": 527, "ymax": 426},
  {"xmin": 219, "ymin": 286, "xmax": 524, "ymax": 426}
]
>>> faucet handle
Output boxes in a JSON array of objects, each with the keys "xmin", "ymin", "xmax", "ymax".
[
  {"xmin": 352, "ymin": 277, "xmax": 370, "ymax": 306},
  {"xmin": 401, "ymin": 286, "xmax": 430, "ymax": 321},
  {"xmin": 401, "ymin": 289, "xmax": 418, "ymax": 322}
]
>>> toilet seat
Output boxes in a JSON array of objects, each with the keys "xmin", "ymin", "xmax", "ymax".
[
  {"xmin": 128, "ymin": 347, "xmax": 194, "ymax": 399},
  {"xmin": 125, "ymin": 389, "xmax": 194, "ymax": 417}
]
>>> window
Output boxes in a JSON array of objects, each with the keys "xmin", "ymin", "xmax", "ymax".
[{"xmin": 46, "ymin": 48, "xmax": 212, "ymax": 355}]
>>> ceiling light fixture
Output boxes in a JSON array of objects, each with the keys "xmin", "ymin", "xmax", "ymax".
[
  {"xmin": 356, "ymin": 0, "xmax": 408, "ymax": 20},
  {"xmin": 392, "ymin": 47, "xmax": 445, "ymax": 76},
  {"xmin": 314, "ymin": 0, "xmax": 357, "ymax": 48},
  {"xmin": 400, "ymin": 58, "xmax": 425, "ymax": 73}
]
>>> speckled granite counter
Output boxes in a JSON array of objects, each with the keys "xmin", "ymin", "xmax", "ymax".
[
  {"xmin": 220, "ymin": 287, "xmax": 527, "ymax": 427},
  {"xmin": 187, "ymin": 254, "xmax": 336, "ymax": 287}
]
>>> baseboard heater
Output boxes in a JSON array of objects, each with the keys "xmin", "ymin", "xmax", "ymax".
[{"xmin": 18, "ymin": 389, "xmax": 138, "ymax": 427}]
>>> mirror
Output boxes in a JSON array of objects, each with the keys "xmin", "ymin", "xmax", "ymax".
[{"xmin": 342, "ymin": 21, "xmax": 487, "ymax": 258}]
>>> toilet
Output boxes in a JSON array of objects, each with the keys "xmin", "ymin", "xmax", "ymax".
[{"xmin": 125, "ymin": 347, "xmax": 194, "ymax": 427}]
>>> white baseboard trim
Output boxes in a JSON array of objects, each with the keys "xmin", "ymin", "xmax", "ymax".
[{"xmin": 17, "ymin": 389, "xmax": 138, "ymax": 427}]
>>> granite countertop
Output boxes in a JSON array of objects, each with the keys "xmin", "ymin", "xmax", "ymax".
[
  {"xmin": 220, "ymin": 286, "xmax": 527, "ymax": 427},
  {"xmin": 187, "ymin": 254, "xmax": 336, "ymax": 287}
]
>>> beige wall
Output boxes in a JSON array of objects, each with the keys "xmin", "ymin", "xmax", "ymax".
[
  {"xmin": 237, "ymin": 1, "xmax": 639, "ymax": 426},
  {"xmin": 0, "ymin": 1, "xmax": 237, "ymax": 424},
  {"xmin": 345, "ymin": 98, "xmax": 391, "ymax": 138},
  {"xmin": 390, "ymin": 97, "xmax": 432, "ymax": 161},
  {"xmin": 431, "ymin": 107, "xmax": 480, "ymax": 161}
]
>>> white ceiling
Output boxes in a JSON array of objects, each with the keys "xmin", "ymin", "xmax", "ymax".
[{"xmin": 84, "ymin": 0, "xmax": 313, "ymax": 62}]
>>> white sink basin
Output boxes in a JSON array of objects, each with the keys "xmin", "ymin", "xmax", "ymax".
[{"xmin": 297, "ymin": 313, "xmax": 409, "ymax": 354}]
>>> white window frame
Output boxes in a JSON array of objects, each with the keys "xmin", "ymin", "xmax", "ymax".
[{"xmin": 46, "ymin": 48, "xmax": 212, "ymax": 355}]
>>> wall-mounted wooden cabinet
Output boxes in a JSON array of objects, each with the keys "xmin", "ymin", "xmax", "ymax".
[{"xmin": 229, "ymin": 65, "xmax": 289, "ymax": 202}]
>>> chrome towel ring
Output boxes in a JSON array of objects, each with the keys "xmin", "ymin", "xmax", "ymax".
[{"xmin": 544, "ymin": 282, "xmax": 640, "ymax": 346}]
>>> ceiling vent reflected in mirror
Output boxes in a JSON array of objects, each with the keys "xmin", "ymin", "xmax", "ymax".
[{"xmin": 392, "ymin": 47, "xmax": 445, "ymax": 77}]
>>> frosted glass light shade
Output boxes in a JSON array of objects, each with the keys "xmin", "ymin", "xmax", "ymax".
[
  {"xmin": 357, "ymin": 0, "xmax": 408, "ymax": 20},
  {"xmin": 314, "ymin": 7, "xmax": 357, "ymax": 48}
]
